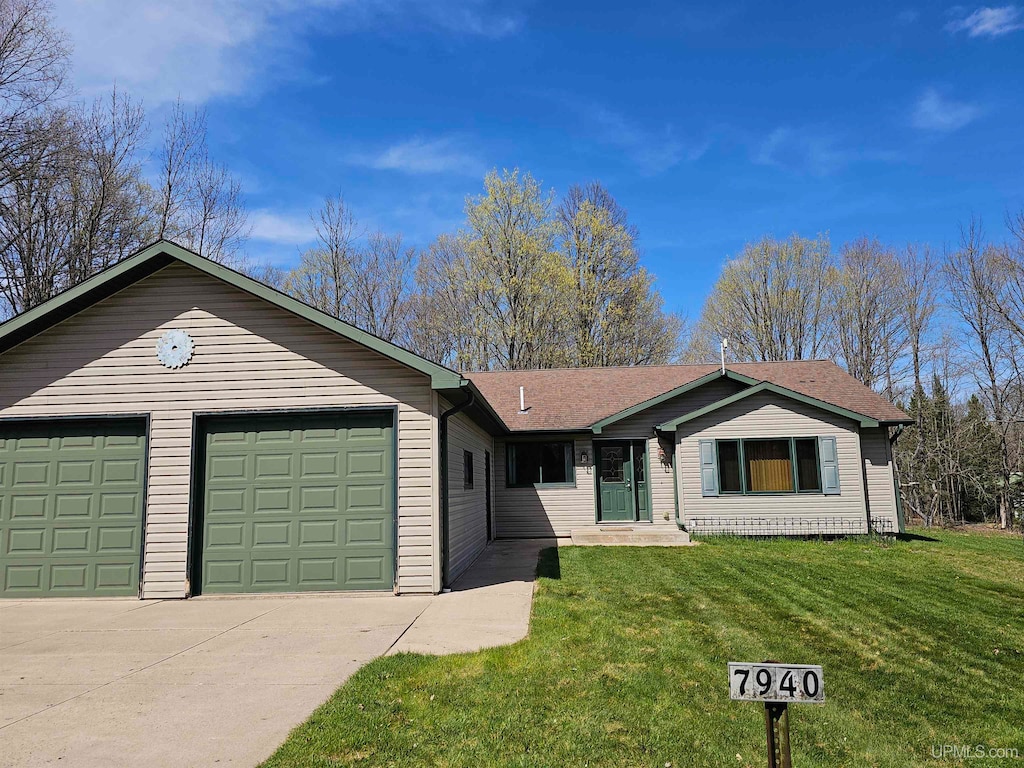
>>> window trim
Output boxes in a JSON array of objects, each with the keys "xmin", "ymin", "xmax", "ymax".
[
  {"xmin": 716, "ymin": 437, "xmax": 824, "ymax": 496},
  {"xmin": 463, "ymin": 449, "xmax": 474, "ymax": 490},
  {"xmin": 505, "ymin": 440, "xmax": 576, "ymax": 489}
]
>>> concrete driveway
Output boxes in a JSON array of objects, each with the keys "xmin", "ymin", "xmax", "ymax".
[
  {"xmin": 0, "ymin": 540, "xmax": 549, "ymax": 768},
  {"xmin": 0, "ymin": 594, "xmax": 430, "ymax": 767}
]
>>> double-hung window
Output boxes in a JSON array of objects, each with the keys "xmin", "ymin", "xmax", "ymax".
[{"xmin": 506, "ymin": 441, "xmax": 574, "ymax": 487}]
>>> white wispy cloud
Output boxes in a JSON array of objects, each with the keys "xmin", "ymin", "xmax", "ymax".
[
  {"xmin": 945, "ymin": 5, "xmax": 1024, "ymax": 36},
  {"xmin": 911, "ymin": 88, "xmax": 983, "ymax": 131},
  {"xmin": 249, "ymin": 209, "xmax": 317, "ymax": 245},
  {"xmin": 344, "ymin": 136, "xmax": 486, "ymax": 176},
  {"xmin": 753, "ymin": 127, "xmax": 899, "ymax": 176},
  {"xmin": 50, "ymin": 0, "xmax": 525, "ymax": 107},
  {"xmin": 587, "ymin": 106, "xmax": 708, "ymax": 175}
]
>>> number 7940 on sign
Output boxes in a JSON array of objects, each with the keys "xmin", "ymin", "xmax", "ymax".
[{"xmin": 728, "ymin": 662, "xmax": 825, "ymax": 703}]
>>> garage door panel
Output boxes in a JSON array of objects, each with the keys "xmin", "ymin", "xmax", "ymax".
[
  {"xmin": 209, "ymin": 488, "xmax": 246, "ymax": 514},
  {"xmin": 8, "ymin": 528, "xmax": 45, "ymax": 554},
  {"xmin": 300, "ymin": 452, "xmax": 338, "ymax": 478},
  {"xmin": 100, "ymin": 493, "xmax": 141, "ymax": 517},
  {"xmin": 299, "ymin": 519, "xmax": 337, "ymax": 545},
  {"xmin": 345, "ymin": 518, "xmax": 386, "ymax": 545},
  {"xmin": 0, "ymin": 419, "xmax": 147, "ymax": 597},
  {"xmin": 102, "ymin": 459, "xmax": 141, "ymax": 484},
  {"xmin": 346, "ymin": 484, "xmax": 386, "ymax": 510},
  {"xmin": 256, "ymin": 453, "xmax": 291, "ymax": 478},
  {"xmin": 347, "ymin": 449, "xmax": 385, "ymax": 476},
  {"xmin": 55, "ymin": 494, "xmax": 92, "ymax": 518},
  {"xmin": 57, "ymin": 461, "xmax": 94, "ymax": 484},
  {"xmin": 52, "ymin": 527, "xmax": 90, "ymax": 553},
  {"xmin": 299, "ymin": 486, "xmax": 338, "ymax": 512},
  {"xmin": 210, "ymin": 455, "xmax": 247, "ymax": 480},
  {"xmin": 11, "ymin": 495, "xmax": 47, "ymax": 518},
  {"xmin": 254, "ymin": 487, "xmax": 290, "ymax": 512},
  {"xmin": 252, "ymin": 520, "xmax": 290, "ymax": 546},
  {"xmin": 199, "ymin": 411, "xmax": 394, "ymax": 594}
]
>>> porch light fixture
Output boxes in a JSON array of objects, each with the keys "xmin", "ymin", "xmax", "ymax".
[{"xmin": 580, "ymin": 450, "xmax": 589, "ymax": 465}]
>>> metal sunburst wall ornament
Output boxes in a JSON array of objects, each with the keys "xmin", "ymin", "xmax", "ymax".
[{"xmin": 155, "ymin": 329, "xmax": 195, "ymax": 369}]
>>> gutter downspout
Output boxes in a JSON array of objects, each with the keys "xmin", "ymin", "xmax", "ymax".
[
  {"xmin": 889, "ymin": 424, "xmax": 907, "ymax": 534},
  {"xmin": 439, "ymin": 388, "xmax": 475, "ymax": 590}
]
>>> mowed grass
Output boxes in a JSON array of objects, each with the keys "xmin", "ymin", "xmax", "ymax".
[{"xmin": 262, "ymin": 532, "xmax": 1024, "ymax": 768}]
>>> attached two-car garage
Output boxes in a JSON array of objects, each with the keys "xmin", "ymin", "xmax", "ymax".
[
  {"xmin": 1, "ymin": 410, "xmax": 396, "ymax": 597},
  {"xmin": 0, "ymin": 242, "xmax": 461, "ymax": 598}
]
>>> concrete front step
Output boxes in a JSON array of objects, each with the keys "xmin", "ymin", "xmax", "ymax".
[{"xmin": 569, "ymin": 527, "xmax": 694, "ymax": 547}]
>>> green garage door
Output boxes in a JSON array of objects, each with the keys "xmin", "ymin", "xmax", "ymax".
[
  {"xmin": 0, "ymin": 419, "xmax": 146, "ymax": 597},
  {"xmin": 198, "ymin": 410, "xmax": 395, "ymax": 594}
]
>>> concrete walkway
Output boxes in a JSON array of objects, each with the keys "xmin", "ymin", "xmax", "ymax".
[
  {"xmin": 391, "ymin": 539, "xmax": 552, "ymax": 655},
  {"xmin": 0, "ymin": 540, "xmax": 550, "ymax": 767}
]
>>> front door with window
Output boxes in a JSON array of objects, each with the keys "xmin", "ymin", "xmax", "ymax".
[{"xmin": 597, "ymin": 440, "xmax": 649, "ymax": 522}]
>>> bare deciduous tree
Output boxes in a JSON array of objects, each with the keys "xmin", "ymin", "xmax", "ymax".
[
  {"xmin": 282, "ymin": 195, "xmax": 413, "ymax": 343},
  {"xmin": 689, "ymin": 233, "xmax": 833, "ymax": 363},
  {"xmin": 152, "ymin": 99, "xmax": 249, "ymax": 263},
  {"xmin": 284, "ymin": 194, "xmax": 359, "ymax": 319},
  {"xmin": 944, "ymin": 221, "xmax": 1022, "ymax": 529},
  {"xmin": 0, "ymin": 0, "xmax": 69, "ymax": 189},
  {"xmin": 832, "ymin": 237, "xmax": 908, "ymax": 398},
  {"xmin": 557, "ymin": 182, "xmax": 681, "ymax": 366},
  {"xmin": 0, "ymin": 89, "xmax": 150, "ymax": 315}
]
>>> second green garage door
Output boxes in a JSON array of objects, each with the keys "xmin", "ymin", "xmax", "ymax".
[{"xmin": 197, "ymin": 410, "xmax": 395, "ymax": 594}]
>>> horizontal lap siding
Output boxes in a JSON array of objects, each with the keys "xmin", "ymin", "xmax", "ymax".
[
  {"xmin": 0, "ymin": 263, "xmax": 437, "ymax": 597},
  {"xmin": 443, "ymin": 402, "xmax": 493, "ymax": 582},
  {"xmin": 860, "ymin": 427, "xmax": 899, "ymax": 533},
  {"xmin": 675, "ymin": 392, "xmax": 868, "ymax": 535},
  {"xmin": 600, "ymin": 378, "xmax": 746, "ymax": 528},
  {"xmin": 494, "ymin": 436, "xmax": 594, "ymax": 537}
]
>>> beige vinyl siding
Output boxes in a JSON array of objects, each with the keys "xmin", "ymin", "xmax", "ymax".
[
  {"xmin": 443, "ymin": 401, "xmax": 493, "ymax": 581},
  {"xmin": 494, "ymin": 436, "xmax": 594, "ymax": 537},
  {"xmin": 0, "ymin": 263, "xmax": 438, "ymax": 597},
  {"xmin": 860, "ymin": 427, "xmax": 899, "ymax": 533},
  {"xmin": 676, "ymin": 391, "xmax": 868, "ymax": 534},
  {"xmin": 600, "ymin": 378, "xmax": 746, "ymax": 527}
]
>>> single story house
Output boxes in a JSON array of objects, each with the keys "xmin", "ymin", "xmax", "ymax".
[{"xmin": 0, "ymin": 241, "xmax": 913, "ymax": 599}]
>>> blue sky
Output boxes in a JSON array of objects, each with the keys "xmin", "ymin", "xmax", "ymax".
[{"xmin": 52, "ymin": 0, "xmax": 1024, "ymax": 314}]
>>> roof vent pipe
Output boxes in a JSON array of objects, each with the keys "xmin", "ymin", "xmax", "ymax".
[
  {"xmin": 720, "ymin": 338, "xmax": 729, "ymax": 375},
  {"xmin": 519, "ymin": 385, "xmax": 527, "ymax": 413}
]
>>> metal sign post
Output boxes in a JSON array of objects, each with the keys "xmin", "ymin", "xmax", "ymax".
[
  {"xmin": 729, "ymin": 661, "xmax": 824, "ymax": 767},
  {"xmin": 764, "ymin": 701, "xmax": 792, "ymax": 768}
]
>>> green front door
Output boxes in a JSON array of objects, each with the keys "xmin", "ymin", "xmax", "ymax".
[
  {"xmin": 198, "ymin": 410, "xmax": 395, "ymax": 594},
  {"xmin": 0, "ymin": 419, "xmax": 146, "ymax": 597},
  {"xmin": 597, "ymin": 440, "xmax": 651, "ymax": 523},
  {"xmin": 598, "ymin": 442, "xmax": 634, "ymax": 521}
]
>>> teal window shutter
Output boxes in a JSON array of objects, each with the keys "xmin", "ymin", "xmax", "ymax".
[
  {"xmin": 819, "ymin": 436, "xmax": 840, "ymax": 495},
  {"xmin": 699, "ymin": 440, "xmax": 719, "ymax": 496}
]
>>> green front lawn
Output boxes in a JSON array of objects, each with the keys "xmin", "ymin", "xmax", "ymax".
[{"xmin": 263, "ymin": 532, "xmax": 1024, "ymax": 768}]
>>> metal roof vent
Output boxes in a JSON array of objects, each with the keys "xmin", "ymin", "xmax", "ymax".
[{"xmin": 518, "ymin": 385, "xmax": 530, "ymax": 414}]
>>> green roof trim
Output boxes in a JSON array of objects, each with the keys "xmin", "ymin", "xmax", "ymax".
[
  {"xmin": 657, "ymin": 381, "xmax": 881, "ymax": 431},
  {"xmin": 590, "ymin": 369, "xmax": 761, "ymax": 434},
  {"xmin": 0, "ymin": 239, "xmax": 465, "ymax": 389}
]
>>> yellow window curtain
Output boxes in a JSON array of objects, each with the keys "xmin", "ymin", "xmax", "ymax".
[{"xmin": 745, "ymin": 440, "xmax": 794, "ymax": 492}]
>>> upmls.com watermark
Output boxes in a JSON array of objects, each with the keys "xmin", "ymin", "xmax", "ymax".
[{"xmin": 932, "ymin": 744, "xmax": 1020, "ymax": 760}]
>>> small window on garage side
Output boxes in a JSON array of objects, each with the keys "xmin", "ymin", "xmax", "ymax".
[{"xmin": 464, "ymin": 450, "xmax": 474, "ymax": 489}]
